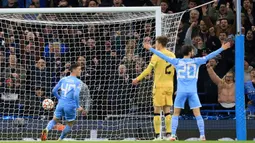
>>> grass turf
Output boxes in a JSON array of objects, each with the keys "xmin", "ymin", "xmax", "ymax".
[{"xmin": 0, "ymin": 141, "xmax": 254, "ymax": 143}]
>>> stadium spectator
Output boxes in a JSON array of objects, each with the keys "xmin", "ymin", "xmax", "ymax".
[
  {"xmin": 245, "ymin": 29, "xmax": 255, "ymax": 67},
  {"xmin": 204, "ymin": 17, "xmax": 236, "ymax": 37},
  {"xmin": 58, "ymin": 0, "xmax": 70, "ymax": 7},
  {"xmin": 7, "ymin": 36, "xmax": 20, "ymax": 58},
  {"xmin": 51, "ymin": 30, "xmax": 60, "ymax": 43},
  {"xmin": 100, "ymin": 41, "xmax": 119, "ymax": 75},
  {"xmin": 184, "ymin": 22, "xmax": 206, "ymax": 56},
  {"xmin": 31, "ymin": 59, "xmax": 50, "ymax": 91},
  {"xmin": 88, "ymin": 0, "xmax": 99, "ymax": 7},
  {"xmin": 23, "ymin": 44, "xmax": 36, "ymax": 69},
  {"xmin": 122, "ymin": 39, "xmax": 137, "ymax": 75},
  {"xmin": 208, "ymin": 1, "xmax": 234, "ymax": 23},
  {"xmin": 31, "ymin": 0, "xmax": 40, "ymax": 7},
  {"xmin": 112, "ymin": 0, "xmax": 124, "ymax": 7},
  {"xmin": 5, "ymin": 46, "xmax": 14, "ymax": 57},
  {"xmin": 244, "ymin": 60, "xmax": 254, "ymax": 82},
  {"xmin": 137, "ymin": 36, "xmax": 151, "ymax": 56},
  {"xmin": 198, "ymin": 20, "xmax": 209, "ymax": 43},
  {"xmin": 117, "ymin": 64, "xmax": 129, "ymax": 82},
  {"xmin": 44, "ymin": 42, "xmax": 68, "ymax": 63},
  {"xmin": 137, "ymin": 23, "xmax": 155, "ymax": 59},
  {"xmin": 205, "ymin": 27, "xmax": 221, "ymax": 52},
  {"xmin": 182, "ymin": 0, "xmax": 198, "ymax": 23},
  {"xmin": 60, "ymin": 62, "xmax": 71, "ymax": 78},
  {"xmin": 84, "ymin": 25, "xmax": 98, "ymax": 41},
  {"xmin": 202, "ymin": 4, "xmax": 236, "ymax": 37},
  {"xmin": 109, "ymin": 64, "xmax": 132, "ymax": 115},
  {"xmin": 79, "ymin": 0, "xmax": 88, "ymax": 7},
  {"xmin": 141, "ymin": 23, "xmax": 154, "ymax": 40},
  {"xmin": 175, "ymin": 21, "xmax": 186, "ymax": 56},
  {"xmin": 184, "ymin": 9, "xmax": 200, "ymax": 29},
  {"xmin": 76, "ymin": 56, "xmax": 84, "ymax": 67},
  {"xmin": 77, "ymin": 56, "xmax": 87, "ymax": 78},
  {"xmin": 5, "ymin": 55, "xmax": 25, "ymax": 79},
  {"xmin": 245, "ymin": 68, "xmax": 255, "ymax": 115},
  {"xmin": 85, "ymin": 38, "xmax": 100, "ymax": 69},
  {"xmin": 35, "ymin": 86, "xmax": 46, "ymax": 98},
  {"xmin": 203, "ymin": 58, "xmax": 224, "ymax": 103},
  {"xmin": 242, "ymin": 0, "xmax": 254, "ymax": 26},
  {"xmin": 42, "ymin": 26, "xmax": 53, "ymax": 43},
  {"xmin": 160, "ymin": 1, "xmax": 172, "ymax": 14},
  {"xmin": 218, "ymin": 31, "xmax": 228, "ymax": 44},
  {"xmin": 0, "ymin": 51, "xmax": 5, "ymax": 72},
  {"xmin": 206, "ymin": 63, "xmax": 235, "ymax": 108},
  {"xmin": 0, "ymin": 32, "xmax": 5, "ymax": 48},
  {"xmin": 2, "ymin": 54, "xmax": 26, "ymax": 95},
  {"xmin": 188, "ymin": 0, "xmax": 197, "ymax": 9},
  {"xmin": 3, "ymin": 0, "xmax": 18, "ymax": 8}
]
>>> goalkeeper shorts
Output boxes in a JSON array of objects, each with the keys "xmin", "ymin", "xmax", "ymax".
[{"xmin": 153, "ymin": 88, "xmax": 173, "ymax": 106}]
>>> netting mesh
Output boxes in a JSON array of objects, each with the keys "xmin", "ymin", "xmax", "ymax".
[{"xmin": 0, "ymin": 11, "xmax": 184, "ymax": 140}]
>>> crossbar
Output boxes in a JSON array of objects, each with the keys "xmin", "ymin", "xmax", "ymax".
[{"xmin": 0, "ymin": 7, "xmax": 161, "ymax": 14}]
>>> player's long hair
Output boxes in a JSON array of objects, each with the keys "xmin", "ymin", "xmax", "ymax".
[{"xmin": 221, "ymin": 70, "xmax": 235, "ymax": 85}]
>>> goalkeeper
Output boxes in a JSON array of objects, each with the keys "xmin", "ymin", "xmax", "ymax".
[{"xmin": 132, "ymin": 36, "xmax": 175, "ymax": 140}]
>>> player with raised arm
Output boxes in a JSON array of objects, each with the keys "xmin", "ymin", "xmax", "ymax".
[
  {"xmin": 143, "ymin": 41, "xmax": 231, "ymax": 141},
  {"xmin": 41, "ymin": 63, "xmax": 86, "ymax": 141},
  {"xmin": 132, "ymin": 36, "xmax": 175, "ymax": 140}
]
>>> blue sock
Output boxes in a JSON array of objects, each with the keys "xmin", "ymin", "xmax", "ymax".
[
  {"xmin": 171, "ymin": 115, "xmax": 179, "ymax": 135},
  {"xmin": 59, "ymin": 125, "xmax": 71, "ymax": 140},
  {"xmin": 46, "ymin": 120, "xmax": 57, "ymax": 131},
  {"xmin": 195, "ymin": 115, "xmax": 205, "ymax": 136}
]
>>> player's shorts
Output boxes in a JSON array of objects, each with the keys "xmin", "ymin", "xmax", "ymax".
[
  {"xmin": 174, "ymin": 92, "xmax": 201, "ymax": 109},
  {"xmin": 54, "ymin": 104, "xmax": 76, "ymax": 122},
  {"xmin": 153, "ymin": 87, "xmax": 173, "ymax": 106}
]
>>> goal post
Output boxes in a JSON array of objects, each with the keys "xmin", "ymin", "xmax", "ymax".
[
  {"xmin": 235, "ymin": 0, "xmax": 247, "ymax": 140},
  {"xmin": 0, "ymin": 7, "xmax": 184, "ymax": 140}
]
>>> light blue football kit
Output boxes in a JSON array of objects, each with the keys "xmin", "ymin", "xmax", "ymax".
[
  {"xmin": 149, "ymin": 47, "xmax": 224, "ymax": 137},
  {"xmin": 149, "ymin": 47, "xmax": 224, "ymax": 109},
  {"xmin": 44, "ymin": 76, "xmax": 86, "ymax": 140},
  {"xmin": 52, "ymin": 76, "xmax": 82, "ymax": 121}
]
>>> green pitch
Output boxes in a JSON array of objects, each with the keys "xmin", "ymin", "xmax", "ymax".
[{"xmin": 0, "ymin": 141, "xmax": 254, "ymax": 143}]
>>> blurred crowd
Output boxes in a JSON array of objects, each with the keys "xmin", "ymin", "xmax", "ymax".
[{"xmin": 0, "ymin": 0, "xmax": 255, "ymax": 119}]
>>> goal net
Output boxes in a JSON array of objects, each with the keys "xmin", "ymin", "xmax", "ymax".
[{"xmin": 0, "ymin": 8, "xmax": 184, "ymax": 140}]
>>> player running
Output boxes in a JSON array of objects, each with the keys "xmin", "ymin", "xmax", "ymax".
[
  {"xmin": 132, "ymin": 36, "xmax": 175, "ymax": 140},
  {"xmin": 143, "ymin": 41, "xmax": 231, "ymax": 141},
  {"xmin": 41, "ymin": 63, "xmax": 86, "ymax": 141}
]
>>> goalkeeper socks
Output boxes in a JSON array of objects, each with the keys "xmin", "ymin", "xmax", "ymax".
[
  {"xmin": 171, "ymin": 115, "xmax": 179, "ymax": 135},
  {"xmin": 165, "ymin": 113, "xmax": 172, "ymax": 136},
  {"xmin": 59, "ymin": 125, "xmax": 71, "ymax": 140},
  {"xmin": 196, "ymin": 115, "xmax": 205, "ymax": 136},
  {"xmin": 46, "ymin": 120, "xmax": 57, "ymax": 131},
  {"xmin": 153, "ymin": 113, "xmax": 161, "ymax": 137}
]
